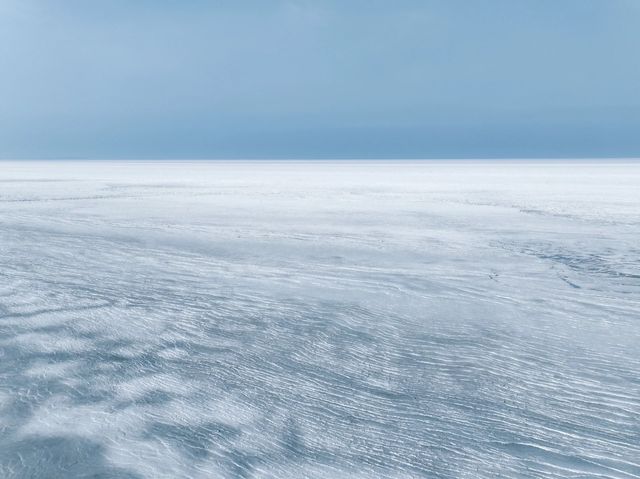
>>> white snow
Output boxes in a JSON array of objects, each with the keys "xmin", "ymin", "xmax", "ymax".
[{"xmin": 0, "ymin": 160, "xmax": 639, "ymax": 478}]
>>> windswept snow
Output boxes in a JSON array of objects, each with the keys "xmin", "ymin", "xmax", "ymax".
[{"xmin": 0, "ymin": 160, "xmax": 639, "ymax": 478}]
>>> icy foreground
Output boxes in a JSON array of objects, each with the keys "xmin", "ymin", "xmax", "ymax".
[{"xmin": 0, "ymin": 160, "xmax": 639, "ymax": 479}]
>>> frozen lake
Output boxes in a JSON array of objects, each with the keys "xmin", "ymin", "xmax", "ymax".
[{"xmin": 0, "ymin": 160, "xmax": 639, "ymax": 478}]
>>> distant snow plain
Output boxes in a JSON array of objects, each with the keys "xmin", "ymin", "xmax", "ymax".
[{"xmin": 0, "ymin": 160, "xmax": 638, "ymax": 479}]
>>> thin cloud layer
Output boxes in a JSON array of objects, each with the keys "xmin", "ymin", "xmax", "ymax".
[{"xmin": 0, "ymin": 0, "xmax": 638, "ymax": 158}]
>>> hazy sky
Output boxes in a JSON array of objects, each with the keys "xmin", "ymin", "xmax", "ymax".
[{"xmin": 1, "ymin": 0, "xmax": 639, "ymax": 159}]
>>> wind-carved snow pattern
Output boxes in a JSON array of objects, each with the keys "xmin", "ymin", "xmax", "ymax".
[{"xmin": 0, "ymin": 160, "xmax": 638, "ymax": 478}]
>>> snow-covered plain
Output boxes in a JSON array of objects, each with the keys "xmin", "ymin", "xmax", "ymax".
[{"xmin": 0, "ymin": 160, "xmax": 639, "ymax": 478}]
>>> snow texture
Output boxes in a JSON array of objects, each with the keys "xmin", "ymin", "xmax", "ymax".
[{"xmin": 0, "ymin": 160, "xmax": 639, "ymax": 478}]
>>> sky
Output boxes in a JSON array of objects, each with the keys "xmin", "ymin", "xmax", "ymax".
[{"xmin": 0, "ymin": 0, "xmax": 639, "ymax": 159}]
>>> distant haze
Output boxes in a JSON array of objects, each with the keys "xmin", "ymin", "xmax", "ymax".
[{"xmin": 1, "ymin": 0, "xmax": 639, "ymax": 159}]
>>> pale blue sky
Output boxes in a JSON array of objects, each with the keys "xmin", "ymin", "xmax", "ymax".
[{"xmin": 1, "ymin": 0, "xmax": 639, "ymax": 158}]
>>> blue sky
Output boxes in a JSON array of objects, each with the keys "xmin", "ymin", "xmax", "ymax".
[{"xmin": 1, "ymin": 0, "xmax": 638, "ymax": 159}]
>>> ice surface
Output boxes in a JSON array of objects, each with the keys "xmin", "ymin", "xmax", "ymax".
[{"xmin": 0, "ymin": 160, "xmax": 639, "ymax": 478}]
